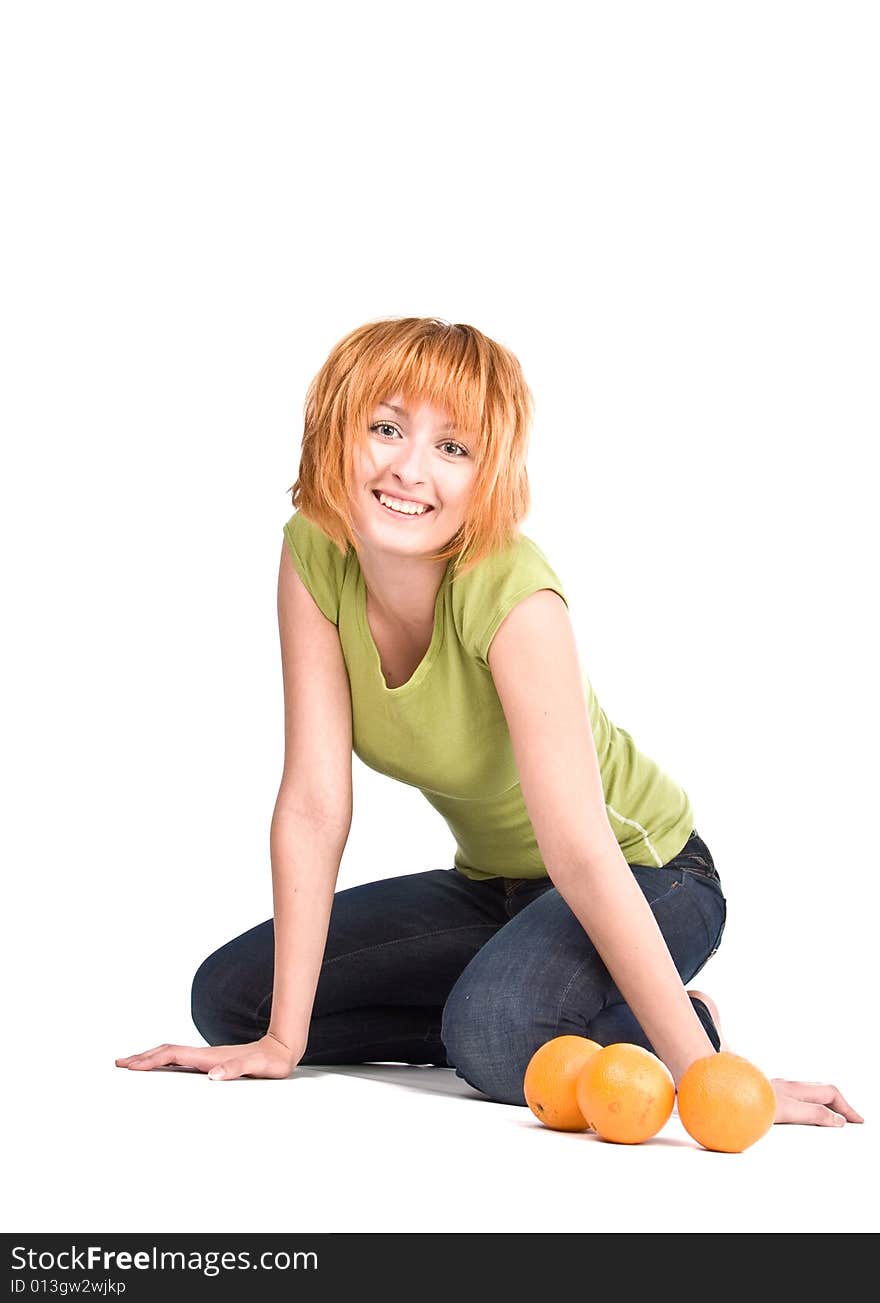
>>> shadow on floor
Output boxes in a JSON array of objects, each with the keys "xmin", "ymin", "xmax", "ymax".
[{"xmin": 293, "ymin": 1062, "xmax": 502, "ymax": 1102}]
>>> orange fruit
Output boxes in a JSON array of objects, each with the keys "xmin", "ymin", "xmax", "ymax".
[
  {"xmin": 575, "ymin": 1042, "xmax": 675, "ymax": 1144},
  {"xmin": 524, "ymin": 1035, "xmax": 603, "ymax": 1131},
  {"xmin": 677, "ymin": 1051, "xmax": 776, "ymax": 1153}
]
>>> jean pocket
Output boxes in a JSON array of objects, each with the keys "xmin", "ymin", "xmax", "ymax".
[
  {"xmin": 630, "ymin": 864, "xmax": 687, "ymax": 906},
  {"xmin": 678, "ymin": 829, "xmax": 721, "ymax": 881},
  {"xmin": 681, "ymin": 860, "xmax": 722, "ymax": 887}
]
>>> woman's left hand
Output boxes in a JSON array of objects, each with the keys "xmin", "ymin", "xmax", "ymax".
[{"xmin": 771, "ymin": 1078, "xmax": 864, "ymax": 1126}]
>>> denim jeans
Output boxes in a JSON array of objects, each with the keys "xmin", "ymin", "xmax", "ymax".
[{"xmin": 191, "ymin": 828, "xmax": 727, "ymax": 1106}]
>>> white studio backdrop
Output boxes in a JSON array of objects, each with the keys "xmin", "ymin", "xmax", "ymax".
[{"xmin": 2, "ymin": 0, "xmax": 877, "ymax": 1233}]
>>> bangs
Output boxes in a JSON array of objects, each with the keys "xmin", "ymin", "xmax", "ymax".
[{"xmin": 350, "ymin": 322, "xmax": 491, "ymax": 459}]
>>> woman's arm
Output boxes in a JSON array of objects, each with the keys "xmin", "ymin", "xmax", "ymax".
[
  {"xmin": 544, "ymin": 841, "xmax": 715, "ymax": 1082},
  {"xmin": 268, "ymin": 536, "xmax": 354, "ymax": 1050},
  {"xmin": 267, "ymin": 807, "xmax": 349, "ymax": 1054}
]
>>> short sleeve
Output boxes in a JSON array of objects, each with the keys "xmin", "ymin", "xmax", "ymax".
[
  {"xmin": 453, "ymin": 533, "xmax": 569, "ymax": 670},
  {"xmin": 282, "ymin": 511, "xmax": 347, "ymax": 626}
]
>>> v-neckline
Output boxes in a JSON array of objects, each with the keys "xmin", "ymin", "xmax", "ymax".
[{"xmin": 355, "ymin": 561, "xmax": 450, "ymax": 695}]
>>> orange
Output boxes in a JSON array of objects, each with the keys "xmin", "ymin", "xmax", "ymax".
[
  {"xmin": 575, "ymin": 1042, "xmax": 675, "ymax": 1144},
  {"xmin": 523, "ymin": 1035, "xmax": 603, "ymax": 1131},
  {"xmin": 677, "ymin": 1051, "xmax": 776, "ymax": 1153}
]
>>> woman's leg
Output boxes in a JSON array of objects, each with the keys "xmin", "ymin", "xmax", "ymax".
[
  {"xmin": 440, "ymin": 850, "xmax": 728, "ymax": 1105},
  {"xmin": 190, "ymin": 867, "xmax": 512, "ymax": 1066}
]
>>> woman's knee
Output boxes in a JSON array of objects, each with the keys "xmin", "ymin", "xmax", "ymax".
[
  {"xmin": 190, "ymin": 945, "xmax": 233, "ymax": 1044},
  {"xmin": 190, "ymin": 920, "xmax": 274, "ymax": 1046},
  {"xmin": 440, "ymin": 974, "xmax": 544, "ymax": 1107},
  {"xmin": 441, "ymin": 937, "xmax": 621, "ymax": 1105}
]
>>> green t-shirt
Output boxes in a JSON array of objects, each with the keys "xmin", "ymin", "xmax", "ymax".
[{"xmin": 283, "ymin": 511, "xmax": 694, "ymax": 881}]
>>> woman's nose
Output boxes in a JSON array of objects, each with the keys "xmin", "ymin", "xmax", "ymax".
[{"xmin": 389, "ymin": 446, "xmax": 429, "ymax": 484}]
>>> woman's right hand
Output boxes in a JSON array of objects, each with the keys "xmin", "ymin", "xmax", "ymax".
[{"xmin": 115, "ymin": 1030, "xmax": 303, "ymax": 1081}]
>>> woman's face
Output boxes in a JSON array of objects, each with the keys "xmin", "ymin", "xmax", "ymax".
[{"xmin": 350, "ymin": 392, "xmax": 479, "ymax": 555}]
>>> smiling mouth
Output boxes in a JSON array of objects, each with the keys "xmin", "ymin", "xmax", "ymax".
[{"xmin": 372, "ymin": 490, "xmax": 435, "ymax": 518}]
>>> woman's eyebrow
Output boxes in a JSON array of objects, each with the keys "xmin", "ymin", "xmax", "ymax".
[{"xmin": 378, "ymin": 402, "xmax": 456, "ymax": 432}]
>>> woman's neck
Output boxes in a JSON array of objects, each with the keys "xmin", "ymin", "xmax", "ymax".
[{"xmin": 356, "ymin": 547, "xmax": 448, "ymax": 629}]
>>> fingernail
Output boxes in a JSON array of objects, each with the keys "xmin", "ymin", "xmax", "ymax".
[
  {"xmin": 208, "ymin": 1068, "xmax": 225, "ymax": 1080},
  {"xmin": 835, "ymin": 1115, "xmax": 845, "ymax": 1126}
]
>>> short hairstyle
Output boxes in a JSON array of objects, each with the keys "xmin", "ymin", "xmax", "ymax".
[{"xmin": 286, "ymin": 316, "xmax": 533, "ymax": 580}]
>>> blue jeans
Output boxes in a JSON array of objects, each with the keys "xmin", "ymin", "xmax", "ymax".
[{"xmin": 191, "ymin": 828, "xmax": 727, "ymax": 1105}]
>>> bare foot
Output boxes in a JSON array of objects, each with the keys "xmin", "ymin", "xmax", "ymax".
[{"xmin": 687, "ymin": 988, "xmax": 730, "ymax": 1052}]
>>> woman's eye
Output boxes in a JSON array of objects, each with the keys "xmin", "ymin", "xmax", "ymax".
[{"xmin": 369, "ymin": 424, "xmax": 468, "ymax": 458}]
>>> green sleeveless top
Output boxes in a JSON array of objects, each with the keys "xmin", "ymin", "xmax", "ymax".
[{"xmin": 283, "ymin": 511, "xmax": 694, "ymax": 881}]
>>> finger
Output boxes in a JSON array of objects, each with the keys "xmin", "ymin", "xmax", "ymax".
[
  {"xmin": 117, "ymin": 1044, "xmax": 178, "ymax": 1070},
  {"xmin": 833, "ymin": 1094, "xmax": 864, "ymax": 1123},
  {"xmin": 775, "ymin": 1080, "xmax": 865, "ymax": 1123},
  {"xmin": 797, "ymin": 1084, "xmax": 864, "ymax": 1122},
  {"xmin": 119, "ymin": 1045, "xmax": 217, "ymax": 1072},
  {"xmin": 208, "ymin": 1059, "xmax": 241, "ymax": 1081},
  {"xmin": 208, "ymin": 1054, "xmax": 288, "ymax": 1081},
  {"xmin": 777, "ymin": 1097, "xmax": 847, "ymax": 1126},
  {"xmin": 115, "ymin": 1045, "xmax": 173, "ymax": 1065}
]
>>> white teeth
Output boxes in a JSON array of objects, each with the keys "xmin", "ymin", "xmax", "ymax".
[{"xmin": 377, "ymin": 491, "xmax": 431, "ymax": 516}]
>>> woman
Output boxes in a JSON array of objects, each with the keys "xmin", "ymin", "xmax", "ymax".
[{"xmin": 117, "ymin": 316, "xmax": 862, "ymax": 1128}]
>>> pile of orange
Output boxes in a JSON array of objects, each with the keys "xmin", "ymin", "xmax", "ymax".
[{"xmin": 524, "ymin": 1036, "xmax": 776, "ymax": 1152}]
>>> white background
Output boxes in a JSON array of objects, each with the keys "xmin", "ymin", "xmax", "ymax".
[{"xmin": 3, "ymin": 1, "xmax": 877, "ymax": 1236}]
